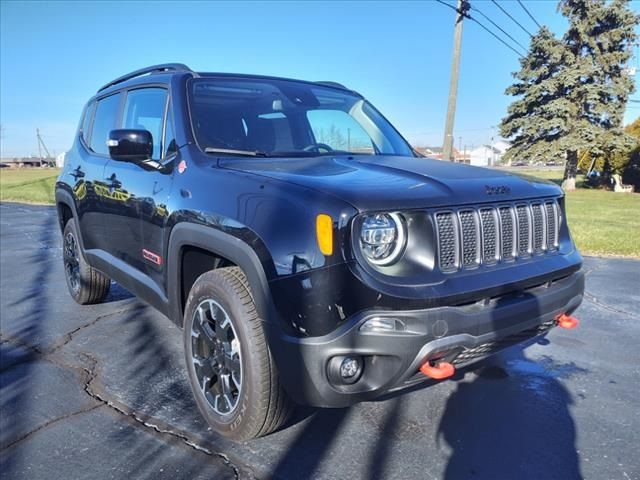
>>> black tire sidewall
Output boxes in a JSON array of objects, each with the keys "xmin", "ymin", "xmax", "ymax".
[{"xmin": 183, "ymin": 271, "xmax": 267, "ymax": 439}]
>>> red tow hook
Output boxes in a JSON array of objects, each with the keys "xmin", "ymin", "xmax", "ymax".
[
  {"xmin": 556, "ymin": 313, "xmax": 579, "ymax": 329},
  {"xmin": 420, "ymin": 361, "xmax": 455, "ymax": 380}
]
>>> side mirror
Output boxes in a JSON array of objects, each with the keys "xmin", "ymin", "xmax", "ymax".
[{"xmin": 108, "ymin": 129, "xmax": 152, "ymax": 163}]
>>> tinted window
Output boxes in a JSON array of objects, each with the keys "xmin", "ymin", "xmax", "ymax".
[
  {"xmin": 123, "ymin": 88, "xmax": 168, "ymax": 160},
  {"xmin": 163, "ymin": 100, "xmax": 177, "ymax": 158},
  {"xmin": 90, "ymin": 93, "xmax": 122, "ymax": 155},
  {"xmin": 307, "ymin": 110, "xmax": 373, "ymax": 153},
  {"xmin": 81, "ymin": 101, "xmax": 95, "ymax": 144},
  {"xmin": 188, "ymin": 78, "xmax": 414, "ymax": 157}
]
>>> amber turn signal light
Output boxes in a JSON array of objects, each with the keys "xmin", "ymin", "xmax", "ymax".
[{"xmin": 316, "ymin": 214, "xmax": 334, "ymax": 256}]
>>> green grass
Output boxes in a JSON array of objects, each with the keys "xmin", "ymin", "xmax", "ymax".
[
  {"xmin": 506, "ymin": 168, "xmax": 640, "ymax": 258},
  {"xmin": 0, "ymin": 168, "xmax": 60, "ymax": 204},
  {"xmin": 564, "ymin": 189, "xmax": 640, "ymax": 258}
]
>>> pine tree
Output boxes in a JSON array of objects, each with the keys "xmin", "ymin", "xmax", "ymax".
[
  {"xmin": 500, "ymin": 27, "xmax": 569, "ymax": 166},
  {"xmin": 501, "ymin": 0, "xmax": 638, "ymax": 190},
  {"xmin": 559, "ymin": 0, "xmax": 638, "ymax": 190}
]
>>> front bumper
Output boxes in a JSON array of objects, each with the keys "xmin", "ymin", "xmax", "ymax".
[{"xmin": 269, "ymin": 269, "xmax": 584, "ymax": 407}]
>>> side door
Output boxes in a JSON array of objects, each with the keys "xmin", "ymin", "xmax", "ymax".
[
  {"xmin": 75, "ymin": 92, "xmax": 124, "ymax": 252},
  {"xmin": 102, "ymin": 87, "xmax": 174, "ymax": 285},
  {"xmin": 139, "ymin": 96, "xmax": 178, "ymax": 291}
]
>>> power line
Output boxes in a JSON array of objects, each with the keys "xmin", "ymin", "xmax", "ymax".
[
  {"xmin": 517, "ymin": 0, "xmax": 542, "ymax": 30},
  {"xmin": 491, "ymin": 0, "xmax": 533, "ymax": 37},
  {"xmin": 466, "ymin": 13, "xmax": 527, "ymax": 57},
  {"xmin": 435, "ymin": 0, "xmax": 526, "ymax": 57},
  {"xmin": 471, "ymin": 4, "xmax": 529, "ymax": 52}
]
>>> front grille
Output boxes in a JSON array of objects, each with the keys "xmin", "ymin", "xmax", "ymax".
[
  {"xmin": 479, "ymin": 209, "xmax": 498, "ymax": 264},
  {"xmin": 459, "ymin": 210, "xmax": 479, "ymax": 267},
  {"xmin": 516, "ymin": 205, "xmax": 531, "ymax": 256},
  {"xmin": 531, "ymin": 203, "xmax": 545, "ymax": 254},
  {"xmin": 435, "ymin": 199, "xmax": 560, "ymax": 272},
  {"xmin": 435, "ymin": 212, "xmax": 458, "ymax": 272},
  {"xmin": 545, "ymin": 202, "xmax": 558, "ymax": 251},
  {"xmin": 499, "ymin": 207, "xmax": 515, "ymax": 260}
]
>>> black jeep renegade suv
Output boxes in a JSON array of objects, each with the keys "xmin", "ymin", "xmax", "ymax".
[{"xmin": 56, "ymin": 63, "xmax": 584, "ymax": 440}]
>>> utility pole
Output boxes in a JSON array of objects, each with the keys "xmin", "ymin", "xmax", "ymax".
[
  {"xmin": 36, "ymin": 129, "xmax": 52, "ymax": 167},
  {"xmin": 442, "ymin": 0, "xmax": 469, "ymax": 162}
]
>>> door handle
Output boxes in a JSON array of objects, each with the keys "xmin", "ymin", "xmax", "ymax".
[
  {"xmin": 70, "ymin": 166, "xmax": 85, "ymax": 179},
  {"xmin": 106, "ymin": 173, "xmax": 121, "ymax": 189}
]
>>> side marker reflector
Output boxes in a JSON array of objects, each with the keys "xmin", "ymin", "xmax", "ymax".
[
  {"xmin": 556, "ymin": 313, "xmax": 579, "ymax": 329},
  {"xmin": 316, "ymin": 214, "xmax": 334, "ymax": 256},
  {"xmin": 420, "ymin": 361, "xmax": 455, "ymax": 380}
]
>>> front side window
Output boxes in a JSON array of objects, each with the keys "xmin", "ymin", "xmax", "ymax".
[
  {"xmin": 90, "ymin": 93, "xmax": 122, "ymax": 155},
  {"xmin": 187, "ymin": 78, "xmax": 413, "ymax": 158},
  {"xmin": 122, "ymin": 88, "xmax": 168, "ymax": 160}
]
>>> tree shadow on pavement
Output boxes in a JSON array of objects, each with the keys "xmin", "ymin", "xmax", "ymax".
[
  {"xmin": 436, "ymin": 336, "xmax": 586, "ymax": 480},
  {"xmin": 1, "ymin": 214, "xmax": 56, "ymax": 472}
]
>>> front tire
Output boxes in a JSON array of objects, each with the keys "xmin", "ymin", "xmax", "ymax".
[
  {"xmin": 183, "ymin": 267, "xmax": 292, "ymax": 441},
  {"xmin": 62, "ymin": 220, "xmax": 110, "ymax": 304}
]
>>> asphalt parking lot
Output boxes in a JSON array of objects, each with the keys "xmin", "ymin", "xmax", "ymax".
[{"xmin": 1, "ymin": 202, "xmax": 639, "ymax": 480}]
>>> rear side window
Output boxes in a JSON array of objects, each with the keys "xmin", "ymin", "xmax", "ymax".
[
  {"xmin": 90, "ymin": 93, "xmax": 122, "ymax": 155},
  {"xmin": 80, "ymin": 101, "xmax": 95, "ymax": 144},
  {"xmin": 122, "ymin": 88, "xmax": 168, "ymax": 160}
]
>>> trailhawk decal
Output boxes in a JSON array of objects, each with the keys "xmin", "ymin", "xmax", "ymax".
[{"xmin": 142, "ymin": 248, "xmax": 163, "ymax": 265}]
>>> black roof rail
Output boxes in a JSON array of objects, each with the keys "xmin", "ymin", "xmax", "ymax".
[
  {"xmin": 98, "ymin": 63, "xmax": 195, "ymax": 92},
  {"xmin": 315, "ymin": 80, "xmax": 348, "ymax": 90}
]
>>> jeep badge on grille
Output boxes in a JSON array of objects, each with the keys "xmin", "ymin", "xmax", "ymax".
[{"xmin": 485, "ymin": 185, "xmax": 511, "ymax": 195}]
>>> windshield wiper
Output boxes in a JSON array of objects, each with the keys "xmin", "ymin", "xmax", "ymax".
[{"xmin": 204, "ymin": 147, "xmax": 269, "ymax": 157}]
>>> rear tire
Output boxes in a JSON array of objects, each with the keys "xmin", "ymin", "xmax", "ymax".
[
  {"xmin": 62, "ymin": 220, "xmax": 110, "ymax": 305},
  {"xmin": 183, "ymin": 267, "xmax": 293, "ymax": 441}
]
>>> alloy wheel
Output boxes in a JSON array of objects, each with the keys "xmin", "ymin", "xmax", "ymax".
[
  {"xmin": 64, "ymin": 232, "xmax": 81, "ymax": 294},
  {"xmin": 191, "ymin": 299, "xmax": 242, "ymax": 416}
]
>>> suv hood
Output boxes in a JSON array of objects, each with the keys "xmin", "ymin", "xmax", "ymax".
[{"xmin": 219, "ymin": 155, "xmax": 562, "ymax": 211}]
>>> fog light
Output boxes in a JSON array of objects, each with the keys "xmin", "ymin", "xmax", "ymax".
[
  {"xmin": 339, "ymin": 356, "xmax": 363, "ymax": 384},
  {"xmin": 327, "ymin": 355, "xmax": 364, "ymax": 386}
]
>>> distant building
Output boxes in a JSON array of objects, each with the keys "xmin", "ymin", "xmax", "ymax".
[
  {"xmin": 414, "ymin": 146, "xmax": 470, "ymax": 163},
  {"xmin": 0, "ymin": 156, "xmax": 55, "ymax": 167},
  {"xmin": 469, "ymin": 141, "xmax": 511, "ymax": 167}
]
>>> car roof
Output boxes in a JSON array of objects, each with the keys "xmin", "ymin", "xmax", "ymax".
[{"xmin": 94, "ymin": 64, "xmax": 357, "ymax": 99}]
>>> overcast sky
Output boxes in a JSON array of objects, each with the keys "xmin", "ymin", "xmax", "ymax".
[{"xmin": 1, "ymin": 0, "xmax": 638, "ymax": 157}]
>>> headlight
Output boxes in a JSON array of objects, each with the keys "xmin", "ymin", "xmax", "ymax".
[{"xmin": 359, "ymin": 212, "xmax": 406, "ymax": 265}]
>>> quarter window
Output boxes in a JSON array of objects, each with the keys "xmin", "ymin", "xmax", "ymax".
[
  {"xmin": 80, "ymin": 101, "xmax": 95, "ymax": 144},
  {"xmin": 122, "ymin": 88, "xmax": 168, "ymax": 160},
  {"xmin": 90, "ymin": 93, "xmax": 122, "ymax": 155},
  {"xmin": 163, "ymin": 100, "xmax": 177, "ymax": 158}
]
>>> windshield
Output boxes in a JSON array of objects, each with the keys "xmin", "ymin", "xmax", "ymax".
[{"xmin": 187, "ymin": 77, "xmax": 414, "ymax": 157}]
